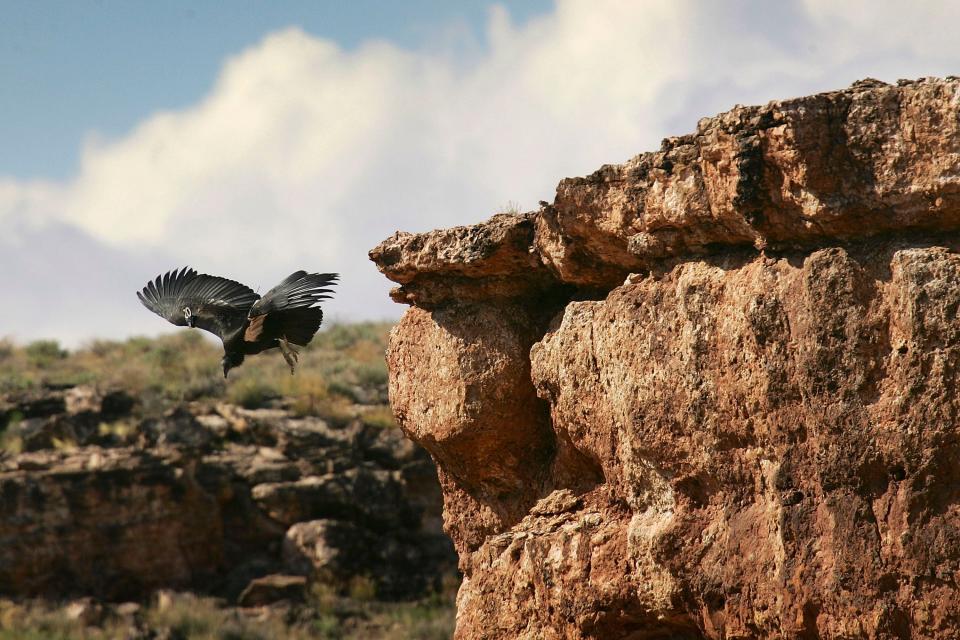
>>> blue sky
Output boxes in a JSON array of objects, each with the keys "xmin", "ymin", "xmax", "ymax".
[
  {"xmin": 3, "ymin": 0, "xmax": 960, "ymax": 345},
  {"xmin": 1, "ymin": 1, "xmax": 552, "ymax": 179}
]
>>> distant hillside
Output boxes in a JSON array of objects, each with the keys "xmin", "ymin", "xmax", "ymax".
[
  {"xmin": 0, "ymin": 322, "xmax": 458, "ymax": 639},
  {"xmin": 1, "ymin": 322, "xmax": 395, "ymax": 428}
]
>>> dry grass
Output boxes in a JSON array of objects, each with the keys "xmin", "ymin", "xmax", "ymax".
[
  {"xmin": 0, "ymin": 591, "xmax": 455, "ymax": 640},
  {"xmin": 359, "ymin": 405, "xmax": 399, "ymax": 430},
  {"xmin": 0, "ymin": 323, "xmax": 397, "ymax": 429}
]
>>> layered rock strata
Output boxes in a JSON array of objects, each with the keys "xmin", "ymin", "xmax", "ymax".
[
  {"xmin": 0, "ymin": 387, "xmax": 455, "ymax": 602},
  {"xmin": 371, "ymin": 78, "xmax": 960, "ymax": 639}
]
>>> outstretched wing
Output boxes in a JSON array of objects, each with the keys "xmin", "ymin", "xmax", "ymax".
[
  {"xmin": 245, "ymin": 271, "xmax": 338, "ymax": 346},
  {"xmin": 248, "ymin": 271, "xmax": 338, "ymax": 317},
  {"xmin": 137, "ymin": 267, "xmax": 260, "ymax": 342}
]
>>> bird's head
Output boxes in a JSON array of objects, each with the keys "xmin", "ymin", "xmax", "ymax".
[
  {"xmin": 221, "ymin": 352, "xmax": 245, "ymax": 378},
  {"xmin": 183, "ymin": 306, "xmax": 196, "ymax": 328}
]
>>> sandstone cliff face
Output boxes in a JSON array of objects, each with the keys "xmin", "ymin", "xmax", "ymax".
[{"xmin": 371, "ymin": 78, "xmax": 960, "ymax": 639}]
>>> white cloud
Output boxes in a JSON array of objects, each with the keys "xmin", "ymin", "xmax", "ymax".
[
  {"xmin": 3, "ymin": 0, "xmax": 960, "ymax": 344},
  {"xmin": 802, "ymin": 0, "xmax": 960, "ymax": 60},
  {"xmin": 0, "ymin": 178, "xmax": 65, "ymax": 233}
]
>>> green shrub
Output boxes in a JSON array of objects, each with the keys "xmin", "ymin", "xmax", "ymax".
[
  {"xmin": 355, "ymin": 362, "xmax": 387, "ymax": 388},
  {"xmin": 0, "ymin": 372, "xmax": 35, "ymax": 393},
  {"xmin": 361, "ymin": 406, "xmax": 397, "ymax": 430},
  {"xmin": 227, "ymin": 377, "xmax": 280, "ymax": 409},
  {"xmin": 347, "ymin": 575, "xmax": 377, "ymax": 601},
  {"xmin": 0, "ymin": 339, "xmax": 14, "ymax": 361},
  {"xmin": 24, "ymin": 340, "xmax": 67, "ymax": 368}
]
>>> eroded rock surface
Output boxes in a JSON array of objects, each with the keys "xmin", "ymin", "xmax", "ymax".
[
  {"xmin": 371, "ymin": 78, "xmax": 960, "ymax": 639},
  {"xmin": 0, "ymin": 389, "xmax": 456, "ymax": 603}
]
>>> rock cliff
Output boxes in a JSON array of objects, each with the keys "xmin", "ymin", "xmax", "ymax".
[
  {"xmin": 0, "ymin": 386, "xmax": 455, "ymax": 603},
  {"xmin": 371, "ymin": 78, "xmax": 960, "ymax": 639}
]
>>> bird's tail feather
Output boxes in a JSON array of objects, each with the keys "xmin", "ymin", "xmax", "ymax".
[{"xmin": 280, "ymin": 307, "xmax": 324, "ymax": 346}]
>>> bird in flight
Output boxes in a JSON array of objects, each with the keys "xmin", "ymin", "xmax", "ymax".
[{"xmin": 137, "ymin": 267, "xmax": 338, "ymax": 377}]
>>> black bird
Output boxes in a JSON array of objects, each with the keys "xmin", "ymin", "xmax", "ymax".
[{"xmin": 137, "ymin": 267, "xmax": 338, "ymax": 377}]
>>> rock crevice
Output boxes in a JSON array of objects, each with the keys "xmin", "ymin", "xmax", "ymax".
[{"xmin": 372, "ymin": 78, "xmax": 960, "ymax": 639}]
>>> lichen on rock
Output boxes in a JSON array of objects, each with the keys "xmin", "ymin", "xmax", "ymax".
[{"xmin": 371, "ymin": 77, "xmax": 960, "ymax": 639}]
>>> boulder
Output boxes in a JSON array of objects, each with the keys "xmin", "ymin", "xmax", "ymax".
[{"xmin": 282, "ymin": 519, "xmax": 451, "ymax": 599}]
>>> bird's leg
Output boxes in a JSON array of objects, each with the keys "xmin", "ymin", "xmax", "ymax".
[{"xmin": 279, "ymin": 337, "xmax": 299, "ymax": 374}]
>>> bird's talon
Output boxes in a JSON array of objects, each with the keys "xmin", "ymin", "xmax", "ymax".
[{"xmin": 279, "ymin": 337, "xmax": 299, "ymax": 374}]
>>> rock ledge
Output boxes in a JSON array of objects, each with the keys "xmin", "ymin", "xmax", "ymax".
[{"xmin": 372, "ymin": 78, "xmax": 960, "ymax": 639}]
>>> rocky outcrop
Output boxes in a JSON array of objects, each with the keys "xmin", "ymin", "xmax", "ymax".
[
  {"xmin": 371, "ymin": 78, "xmax": 960, "ymax": 639},
  {"xmin": 0, "ymin": 386, "xmax": 456, "ymax": 603}
]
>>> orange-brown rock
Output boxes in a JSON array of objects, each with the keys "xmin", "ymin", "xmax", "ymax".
[
  {"xmin": 0, "ymin": 393, "xmax": 455, "ymax": 603},
  {"xmin": 386, "ymin": 303, "xmax": 560, "ymax": 548},
  {"xmin": 371, "ymin": 78, "xmax": 960, "ymax": 639},
  {"xmin": 540, "ymin": 77, "xmax": 960, "ymax": 288},
  {"xmin": 0, "ymin": 448, "xmax": 224, "ymax": 599},
  {"xmin": 370, "ymin": 213, "xmax": 565, "ymax": 307}
]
